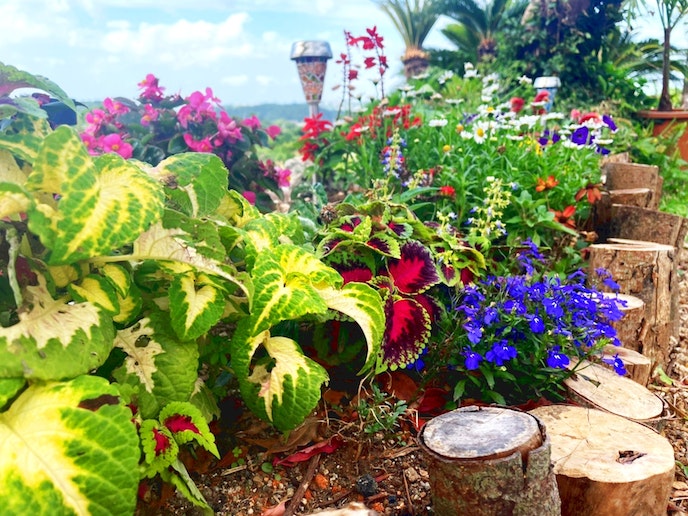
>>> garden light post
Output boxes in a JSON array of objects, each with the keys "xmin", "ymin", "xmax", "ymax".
[
  {"xmin": 533, "ymin": 76, "xmax": 561, "ymax": 112},
  {"xmin": 290, "ymin": 40, "xmax": 332, "ymax": 118}
]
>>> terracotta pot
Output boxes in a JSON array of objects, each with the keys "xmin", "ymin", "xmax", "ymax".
[{"xmin": 637, "ymin": 109, "xmax": 688, "ymax": 163}]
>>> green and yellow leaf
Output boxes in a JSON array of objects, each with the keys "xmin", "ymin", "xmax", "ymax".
[
  {"xmin": 25, "ymin": 127, "xmax": 164, "ymax": 264},
  {"xmin": 0, "ymin": 376, "xmax": 140, "ymax": 516}
]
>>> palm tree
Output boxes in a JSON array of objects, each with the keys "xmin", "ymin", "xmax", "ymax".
[
  {"xmin": 373, "ymin": 0, "xmax": 442, "ymax": 77},
  {"xmin": 437, "ymin": 0, "xmax": 520, "ymax": 63}
]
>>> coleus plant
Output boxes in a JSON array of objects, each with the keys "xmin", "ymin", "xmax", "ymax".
[
  {"xmin": 0, "ymin": 63, "xmax": 384, "ymax": 513},
  {"xmin": 315, "ymin": 198, "xmax": 484, "ymax": 372}
]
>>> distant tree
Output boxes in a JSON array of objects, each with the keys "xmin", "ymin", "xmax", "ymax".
[{"xmin": 372, "ymin": 0, "xmax": 442, "ymax": 77}]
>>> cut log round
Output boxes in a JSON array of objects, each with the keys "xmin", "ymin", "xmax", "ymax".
[
  {"xmin": 418, "ymin": 405, "xmax": 560, "ymax": 516},
  {"xmin": 564, "ymin": 360, "xmax": 665, "ymax": 426},
  {"xmin": 603, "ymin": 162, "xmax": 661, "ymax": 210},
  {"xmin": 601, "ymin": 293, "xmax": 645, "ymax": 352},
  {"xmin": 607, "ymin": 204, "xmax": 688, "ymax": 249},
  {"xmin": 588, "ymin": 240, "xmax": 678, "ymax": 374},
  {"xmin": 601, "ymin": 344, "xmax": 652, "ymax": 386},
  {"xmin": 529, "ymin": 405, "xmax": 675, "ymax": 516},
  {"xmin": 608, "ymin": 188, "xmax": 654, "ymax": 208}
]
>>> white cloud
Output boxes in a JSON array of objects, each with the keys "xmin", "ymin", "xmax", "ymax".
[
  {"xmin": 222, "ymin": 75, "xmax": 249, "ymax": 86},
  {"xmin": 256, "ymin": 75, "xmax": 274, "ymax": 86}
]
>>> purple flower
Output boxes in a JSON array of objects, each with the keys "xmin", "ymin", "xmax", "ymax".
[
  {"xmin": 602, "ymin": 353, "xmax": 627, "ymax": 376},
  {"xmin": 485, "ymin": 341, "xmax": 518, "ymax": 366},
  {"xmin": 463, "ymin": 349, "xmax": 483, "ymax": 370},
  {"xmin": 546, "ymin": 346, "xmax": 570, "ymax": 369},
  {"xmin": 571, "ymin": 126, "xmax": 590, "ymax": 146}
]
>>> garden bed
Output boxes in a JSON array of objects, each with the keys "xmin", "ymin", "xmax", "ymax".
[{"xmin": 143, "ymin": 249, "xmax": 688, "ymax": 516}]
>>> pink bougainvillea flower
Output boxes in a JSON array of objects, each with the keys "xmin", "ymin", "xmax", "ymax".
[
  {"xmin": 138, "ymin": 73, "xmax": 165, "ymax": 102},
  {"xmin": 266, "ymin": 125, "xmax": 282, "ymax": 139},
  {"xmin": 103, "ymin": 97, "xmax": 129, "ymax": 116},
  {"xmin": 183, "ymin": 133, "xmax": 213, "ymax": 152},
  {"xmin": 101, "ymin": 133, "xmax": 133, "ymax": 159},
  {"xmin": 242, "ymin": 191, "xmax": 256, "ymax": 205},
  {"xmin": 242, "ymin": 115, "xmax": 261, "ymax": 130},
  {"xmin": 84, "ymin": 108, "xmax": 107, "ymax": 129},
  {"xmin": 140, "ymin": 104, "xmax": 160, "ymax": 126},
  {"xmin": 216, "ymin": 112, "xmax": 244, "ymax": 143},
  {"xmin": 276, "ymin": 167, "xmax": 292, "ymax": 188}
]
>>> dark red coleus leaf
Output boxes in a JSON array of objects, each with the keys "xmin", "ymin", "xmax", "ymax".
[
  {"xmin": 366, "ymin": 236, "xmax": 394, "ymax": 255},
  {"xmin": 340, "ymin": 267, "xmax": 374, "ymax": 284},
  {"xmin": 164, "ymin": 414, "xmax": 199, "ymax": 434},
  {"xmin": 382, "ymin": 297, "xmax": 431, "ymax": 367},
  {"xmin": 414, "ymin": 292, "xmax": 443, "ymax": 322},
  {"xmin": 417, "ymin": 387, "xmax": 450, "ymax": 415},
  {"xmin": 339, "ymin": 215, "xmax": 362, "ymax": 232},
  {"xmin": 387, "ymin": 241, "xmax": 440, "ymax": 294},
  {"xmin": 152, "ymin": 428, "xmax": 172, "ymax": 456},
  {"xmin": 386, "ymin": 221, "xmax": 412, "ymax": 238}
]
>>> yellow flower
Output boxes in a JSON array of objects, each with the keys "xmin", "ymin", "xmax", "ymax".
[
  {"xmin": 456, "ymin": 123, "xmax": 464, "ymax": 133},
  {"xmin": 442, "ymin": 144, "xmax": 452, "ymax": 153}
]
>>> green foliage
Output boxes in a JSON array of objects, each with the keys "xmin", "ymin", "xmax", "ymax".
[
  {"xmin": 0, "ymin": 63, "xmax": 385, "ymax": 511},
  {"xmin": 356, "ymin": 383, "xmax": 408, "ymax": 435}
]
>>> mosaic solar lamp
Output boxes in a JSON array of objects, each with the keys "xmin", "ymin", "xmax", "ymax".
[
  {"xmin": 290, "ymin": 40, "xmax": 332, "ymax": 117},
  {"xmin": 533, "ymin": 76, "xmax": 561, "ymax": 112}
]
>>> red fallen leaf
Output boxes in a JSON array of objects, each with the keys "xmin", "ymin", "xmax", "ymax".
[
  {"xmin": 416, "ymin": 387, "xmax": 449, "ymax": 415},
  {"xmin": 377, "ymin": 371, "xmax": 419, "ymax": 401},
  {"xmin": 260, "ymin": 500, "xmax": 286, "ymax": 516},
  {"xmin": 273, "ymin": 435, "xmax": 344, "ymax": 467}
]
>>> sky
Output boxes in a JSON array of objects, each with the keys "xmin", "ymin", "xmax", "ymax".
[{"xmin": 0, "ymin": 0, "xmax": 676, "ymax": 109}]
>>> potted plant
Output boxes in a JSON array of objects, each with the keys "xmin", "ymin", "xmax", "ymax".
[{"xmin": 637, "ymin": 0, "xmax": 688, "ymax": 161}]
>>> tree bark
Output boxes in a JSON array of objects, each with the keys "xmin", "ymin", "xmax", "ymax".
[
  {"xmin": 418, "ymin": 405, "xmax": 560, "ymax": 516},
  {"xmin": 529, "ymin": 405, "xmax": 675, "ymax": 516},
  {"xmin": 588, "ymin": 240, "xmax": 678, "ymax": 374},
  {"xmin": 608, "ymin": 188, "xmax": 654, "ymax": 208},
  {"xmin": 602, "ymin": 163, "xmax": 661, "ymax": 210},
  {"xmin": 601, "ymin": 293, "xmax": 645, "ymax": 353},
  {"xmin": 606, "ymin": 205, "xmax": 688, "ymax": 250}
]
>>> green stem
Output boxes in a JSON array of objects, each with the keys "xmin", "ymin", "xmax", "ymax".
[{"xmin": 5, "ymin": 225, "xmax": 23, "ymax": 308}]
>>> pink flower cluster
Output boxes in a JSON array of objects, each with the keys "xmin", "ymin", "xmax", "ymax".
[{"xmin": 81, "ymin": 98, "xmax": 134, "ymax": 159}]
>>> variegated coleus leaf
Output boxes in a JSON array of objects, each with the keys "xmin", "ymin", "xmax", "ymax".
[
  {"xmin": 0, "ymin": 375, "xmax": 140, "ymax": 516},
  {"xmin": 132, "ymin": 221, "xmax": 247, "ymax": 297},
  {"xmin": 0, "ymin": 378, "xmax": 26, "ymax": 411},
  {"xmin": 0, "ymin": 279, "xmax": 115, "ymax": 380},
  {"xmin": 113, "ymin": 314, "xmax": 199, "ymax": 419},
  {"xmin": 168, "ymin": 271, "xmax": 226, "ymax": 341},
  {"xmin": 382, "ymin": 295, "xmax": 432, "ymax": 370},
  {"xmin": 316, "ymin": 282, "xmax": 385, "ymax": 373},
  {"xmin": 148, "ymin": 152, "xmax": 228, "ymax": 218},
  {"xmin": 0, "ymin": 148, "xmax": 29, "ymax": 184},
  {"xmin": 387, "ymin": 240, "xmax": 441, "ymax": 294},
  {"xmin": 139, "ymin": 419, "xmax": 179, "ymax": 476},
  {"xmin": 159, "ymin": 401, "xmax": 219, "ymax": 458},
  {"xmin": 24, "ymin": 127, "xmax": 164, "ymax": 264},
  {"xmin": 248, "ymin": 244, "xmax": 342, "ymax": 335},
  {"xmin": 0, "ymin": 62, "xmax": 75, "ymax": 108},
  {"xmin": 234, "ymin": 326, "xmax": 329, "ymax": 431},
  {"xmin": 0, "ymin": 182, "xmax": 32, "ymax": 219}
]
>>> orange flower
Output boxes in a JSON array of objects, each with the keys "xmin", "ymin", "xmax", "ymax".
[
  {"xmin": 535, "ymin": 175, "xmax": 559, "ymax": 192},
  {"xmin": 551, "ymin": 205, "xmax": 577, "ymax": 229},
  {"xmin": 575, "ymin": 183, "xmax": 603, "ymax": 204}
]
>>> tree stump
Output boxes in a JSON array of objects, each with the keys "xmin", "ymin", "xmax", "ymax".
[
  {"xmin": 608, "ymin": 188, "xmax": 654, "ymax": 208},
  {"xmin": 601, "ymin": 293, "xmax": 645, "ymax": 352},
  {"xmin": 418, "ymin": 405, "xmax": 560, "ymax": 516},
  {"xmin": 601, "ymin": 345, "xmax": 652, "ymax": 385},
  {"xmin": 607, "ymin": 205, "xmax": 688, "ymax": 249},
  {"xmin": 603, "ymin": 162, "xmax": 661, "ymax": 210},
  {"xmin": 529, "ymin": 405, "xmax": 675, "ymax": 516},
  {"xmin": 588, "ymin": 240, "xmax": 678, "ymax": 373},
  {"xmin": 564, "ymin": 360, "xmax": 665, "ymax": 426}
]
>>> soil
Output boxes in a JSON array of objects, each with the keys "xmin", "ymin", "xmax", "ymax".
[{"xmin": 137, "ymin": 250, "xmax": 688, "ymax": 516}]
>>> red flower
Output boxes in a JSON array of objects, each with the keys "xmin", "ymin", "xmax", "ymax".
[
  {"xmin": 510, "ymin": 97, "xmax": 525, "ymax": 113},
  {"xmin": 533, "ymin": 90, "xmax": 550, "ymax": 103},
  {"xmin": 575, "ymin": 183, "xmax": 603, "ymax": 204},
  {"xmin": 439, "ymin": 185, "xmax": 456, "ymax": 198},
  {"xmin": 551, "ymin": 205, "xmax": 577, "ymax": 228},
  {"xmin": 364, "ymin": 57, "xmax": 376, "ymax": 69}
]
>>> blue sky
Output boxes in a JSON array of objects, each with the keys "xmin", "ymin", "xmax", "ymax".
[{"xmin": 0, "ymin": 0, "xmax": 673, "ymax": 108}]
